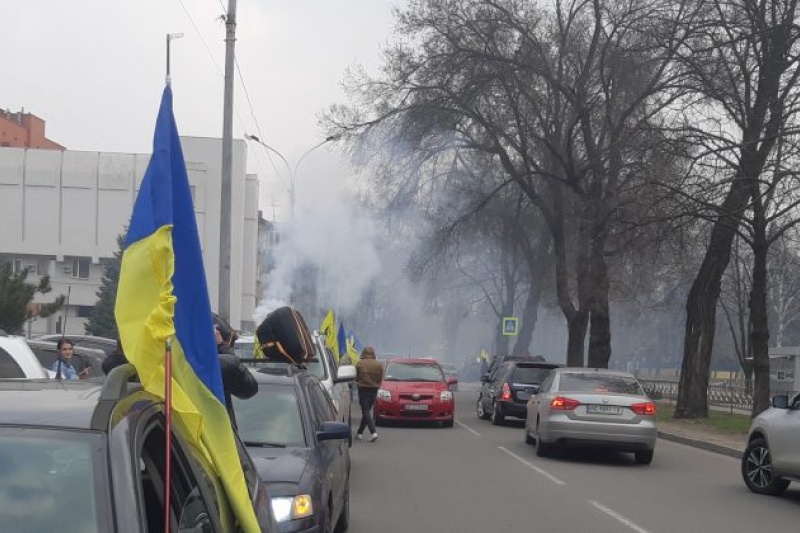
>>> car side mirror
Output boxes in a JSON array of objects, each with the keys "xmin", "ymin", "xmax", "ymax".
[
  {"xmin": 447, "ymin": 376, "xmax": 458, "ymax": 385},
  {"xmin": 772, "ymin": 395, "xmax": 789, "ymax": 409},
  {"xmin": 317, "ymin": 421, "xmax": 351, "ymax": 441},
  {"xmin": 335, "ymin": 365, "xmax": 357, "ymax": 383}
]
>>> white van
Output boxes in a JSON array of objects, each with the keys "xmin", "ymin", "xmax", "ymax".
[{"xmin": 234, "ymin": 331, "xmax": 355, "ymax": 429}]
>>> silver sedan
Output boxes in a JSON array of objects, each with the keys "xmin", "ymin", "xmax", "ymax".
[{"xmin": 525, "ymin": 368, "xmax": 657, "ymax": 464}]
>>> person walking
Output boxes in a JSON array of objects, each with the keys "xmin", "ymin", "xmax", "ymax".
[{"xmin": 355, "ymin": 346, "xmax": 383, "ymax": 442}]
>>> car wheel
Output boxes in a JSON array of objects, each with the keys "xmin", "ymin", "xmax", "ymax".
[
  {"xmin": 742, "ymin": 437, "xmax": 791, "ymax": 495},
  {"xmin": 634, "ymin": 449, "xmax": 654, "ymax": 465},
  {"xmin": 534, "ymin": 420, "xmax": 552, "ymax": 457},
  {"xmin": 491, "ymin": 401, "xmax": 505, "ymax": 426},
  {"xmin": 335, "ymin": 480, "xmax": 350, "ymax": 533},
  {"xmin": 476, "ymin": 397, "xmax": 490, "ymax": 420},
  {"xmin": 525, "ymin": 426, "xmax": 535, "ymax": 445}
]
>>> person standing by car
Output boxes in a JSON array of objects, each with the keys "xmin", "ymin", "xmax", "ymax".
[
  {"xmin": 51, "ymin": 338, "xmax": 90, "ymax": 380},
  {"xmin": 355, "ymin": 346, "xmax": 383, "ymax": 442}
]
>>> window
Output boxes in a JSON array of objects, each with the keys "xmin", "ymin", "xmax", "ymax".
[
  {"xmin": 232, "ymin": 383, "xmax": 306, "ymax": 447},
  {"xmin": 777, "ymin": 371, "xmax": 787, "ymax": 381},
  {"xmin": 77, "ymin": 305, "xmax": 93, "ymax": 318},
  {"xmin": 64, "ymin": 257, "xmax": 90, "ymax": 279},
  {"xmin": 12, "ymin": 257, "xmax": 47, "ymax": 276},
  {"xmin": 0, "ymin": 349, "xmax": 25, "ymax": 378},
  {"xmin": 309, "ymin": 382, "xmax": 337, "ymax": 428},
  {"xmin": 558, "ymin": 373, "xmax": 645, "ymax": 395}
]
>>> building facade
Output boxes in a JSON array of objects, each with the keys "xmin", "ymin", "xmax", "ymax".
[
  {"xmin": 0, "ymin": 109, "xmax": 64, "ymax": 150},
  {"xmin": 0, "ymin": 137, "xmax": 258, "ymax": 336}
]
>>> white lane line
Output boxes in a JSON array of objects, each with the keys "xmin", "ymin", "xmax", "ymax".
[
  {"xmin": 455, "ymin": 419, "xmax": 481, "ymax": 436},
  {"xmin": 588, "ymin": 500, "xmax": 651, "ymax": 533},
  {"xmin": 498, "ymin": 446, "xmax": 566, "ymax": 486}
]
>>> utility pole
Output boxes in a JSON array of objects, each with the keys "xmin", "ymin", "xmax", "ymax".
[{"xmin": 219, "ymin": 0, "xmax": 237, "ymax": 322}]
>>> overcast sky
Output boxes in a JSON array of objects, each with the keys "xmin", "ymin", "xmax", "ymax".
[{"xmin": 3, "ymin": 1, "xmax": 402, "ymax": 220}]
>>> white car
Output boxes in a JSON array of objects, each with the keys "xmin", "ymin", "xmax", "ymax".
[
  {"xmin": 0, "ymin": 331, "xmax": 52, "ymax": 379},
  {"xmin": 741, "ymin": 392, "xmax": 800, "ymax": 495}
]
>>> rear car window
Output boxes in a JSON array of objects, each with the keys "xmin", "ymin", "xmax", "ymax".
[
  {"xmin": 0, "ymin": 429, "xmax": 105, "ymax": 532},
  {"xmin": 511, "ymin": 366, "xmax": 552, "ymax": 384},
  {"xmin": 233, "ymin": 383, "xmax": 306, "ymax": 447},
  {"xmin": 0, "ymin": 348, "xmax": 25, "ymax": 378},
  {"xmin": 384, "ymin": 363, "xmax": 443, "ymax": 382},
  {"xmin": 558, "ymin": 373, "xmax": 644, "ymax": 395}
]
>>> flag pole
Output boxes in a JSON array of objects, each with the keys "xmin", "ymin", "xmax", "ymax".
[{"xmin": 164, "ymin": 336, "xmax": 173, "ymax": 533}]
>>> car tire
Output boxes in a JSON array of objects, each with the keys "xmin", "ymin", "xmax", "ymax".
[
  {"xmin": 634, "ymin": 449, "xmax": 654, "ymax": 465},
  {"xmin": 534, "ymin": 421, "xmax": 552, "ymax": 457},
  {"xmin": 742, "ymin": 437, "xmax": 791, "ymax": 495},
  {"xmin": 476, "ymin": 397, "xmax": 490, "ymax": 420},
  {"xmin": 335, "ymin": 480, "xmax": 350, "ymax": 533},
  {"xmin": 491, "ymin": 401, "xmax": 505, "ymax": 426},
  {"xmin": 525, "ymin": 427, "xmax": 535, "ymax": 445}
]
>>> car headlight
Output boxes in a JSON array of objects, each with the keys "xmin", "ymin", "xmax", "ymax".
[
  {"xmin": 440, "ymin": 390, "xmax": 453, "ymax": 401},
  {"xmin": 270, "ymin": 495, "xmax": 314, "ymax": 522},
  {"xmin": 377, "ymin": 388, "xmax": 391, "ymax": 400}
]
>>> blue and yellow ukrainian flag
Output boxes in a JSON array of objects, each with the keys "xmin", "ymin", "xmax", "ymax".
[
  {"xmin": 337, "ymin": 322, "xmax": 348, "ymax": 363},
  {"xmin": 115, "ymin": 85, "xmax": 259, "ymax": 532},
  {"xmin": 320, "ymin": 309, "xmax": 339, "ymax": 360},
  {"xmin": 345, "ymin": 329, "xmax": 360, "ymax": 365}
]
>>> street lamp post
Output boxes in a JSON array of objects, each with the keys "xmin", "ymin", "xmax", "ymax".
[{"xmin": 245, "ymin": 134, "xmax": 339, "ymax": 219}]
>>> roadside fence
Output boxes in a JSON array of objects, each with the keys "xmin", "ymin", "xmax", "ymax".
[{"xmin": 639, "ymin": 379, "xmax": 798, "ymax": 414}]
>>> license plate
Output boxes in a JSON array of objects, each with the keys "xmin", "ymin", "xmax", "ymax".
[
  {"xmin": 404, "ymin": 404, "xmax": 429, "ymax": 411},
  {"xmin": 586, "ymin": 404, "xmax": 622, "ymax": 415}
]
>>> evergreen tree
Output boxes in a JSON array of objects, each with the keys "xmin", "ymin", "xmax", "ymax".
[
  {"xmin": 85, "ymin": 232, "xmax": 125, "ymax": 339},
  {"xmin": 0, "ymin": 262, "xmax": 65, "ymax": 334}
]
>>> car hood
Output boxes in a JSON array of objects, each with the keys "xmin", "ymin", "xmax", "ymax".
[
  {"xmin": 380, "ymin": 380, "xmax": 447, "ymax": 393},
  {"xmin": 248, "ymin": 447, "xmax": 311, "ymax": 484}
]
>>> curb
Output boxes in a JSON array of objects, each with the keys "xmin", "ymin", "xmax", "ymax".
[{"xmin": 658, "ymin": 430, "xmax": 742, "ymax": 459}]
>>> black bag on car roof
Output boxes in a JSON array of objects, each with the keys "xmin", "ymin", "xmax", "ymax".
[{"xmin": 255, "ymin": 306, "xmax": 316, "ymax": 365}]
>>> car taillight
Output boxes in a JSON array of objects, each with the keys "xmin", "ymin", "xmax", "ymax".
[
  {"xmin": 501, "ymin": 383, "xmax": 512, "ymax": 401},
  {"xmin": 630, "ymin": 402, "xmax": 656, "ymax": 416},
  {"xmin": 550, "ymin": 396, "xmax": 580, "ymax": 410}
]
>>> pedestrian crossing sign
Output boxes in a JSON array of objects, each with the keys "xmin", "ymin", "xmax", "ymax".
[{"xmin": 502, "ymin": 317, "xmax": 519, "ymax": 336}]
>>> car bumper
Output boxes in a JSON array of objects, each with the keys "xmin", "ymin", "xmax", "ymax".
[
  {"xmin": 278, "ymin": 518, "xmax": 319, "ymax": 533},
  {"xmin": 498, "ymin": 400, "xmax": 527, "ymax": 418},
  {"xmin": 375, "ymin": 400, "xmax": 454, "ymax": 421},
  {"xmin": 540, "ymin": 417, "xmax": 657, "ymax": 451}
]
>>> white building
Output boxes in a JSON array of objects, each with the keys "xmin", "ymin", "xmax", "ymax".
[{"xmin": 0, "ymin": 137, "xmax": 259, "ymax": 335}]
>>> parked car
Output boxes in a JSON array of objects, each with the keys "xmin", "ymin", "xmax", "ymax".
[
  {"xmin": 239, "ymin": 332, "xmax": 356, "ymax": 432},
  {"xmin": 477, "ymin": 361, "xmax": 560, "ymax": 425},
  {"xmin": 0, "ymin": 364, "xmax": 277, "ymax": 532},
  {"xmin": 233, "ymin": 366, "xmax": 351, "ymax": 533},
  {"xmin": 525, "ymin": 368, "xmax": 658, "ymax": 464},
  {"xmin": 0, "ymin": 330, "xmax": 51, "ymax": 379},
  {"xmin": 374, "ymin": 358, "xmax": 457, "ymax": 427},
  {"xmin": 482, "ymin": 353, "xmax": 546, "ymax": 381},
  {"xmin": 741, "ymin": 392, "xmax": 800, "ymax": 495},
  {"xmin": 27, "ymin": 338, "xmax": 106, "ymax": 378},
  {"xmin": 440, "ymin": 363, "xmax": 460, "ymax": 391},
  {"xmin": 34, "ymin": 334, "xmax": 117, "ymax": 357}
]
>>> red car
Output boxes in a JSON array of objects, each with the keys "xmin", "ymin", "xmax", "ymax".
[{"xmin": 374, "ymin": 358, "xmax": 457, "ymax": 427}]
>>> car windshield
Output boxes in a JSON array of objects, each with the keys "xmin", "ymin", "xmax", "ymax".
[
  {"xmin": 384, "ymin": 363, "xmax": 444, "ymax": 382},
  {"xmin": 511, "ymin": 366, "xmax": 552, "ymax": 384},
  {"xmin": 0, "ymin": 429, "xmax": 104, "ymax": 533},
  {"xmin": 233, "ymin": 383, "xmax": 307, "ymax": 447},
  {"xmin": 558, "ymin": 373, "xmax": 644, "ymax": 395}
]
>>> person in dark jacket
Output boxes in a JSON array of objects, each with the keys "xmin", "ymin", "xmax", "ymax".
[
  {"xmin": 355, "ymin": 346, "xmax": 383, "ymax": 442},
  {"xmin": 102, "ymin": 339, "xmax": 128, "ymax": 376},
  {"xmin": 212, "ymin": 315, "xmax": 257, "ymax": 427}
]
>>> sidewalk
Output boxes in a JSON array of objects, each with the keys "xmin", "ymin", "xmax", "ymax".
[{"xmin": 657, "ymin": 418, "xmax": 747, "ymax": 459}]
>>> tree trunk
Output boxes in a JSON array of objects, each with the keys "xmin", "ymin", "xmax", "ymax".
[
  {"xmin": 586, "ymin": 199, "xmax": 611, "ymax": 368},
  {"xmin": 676, "ymin": 179, "xmax": 751, "ymax": 419},
  {"xmin": 512, "ymin": 279, "xmax": 542, "ymax": 357},
  {"xmin": 750, "ymin": 200, "xmax": 770, "ymax": 417}
]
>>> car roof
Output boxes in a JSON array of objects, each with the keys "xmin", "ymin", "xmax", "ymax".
[
  {"xmin": 386, "ymin": 357, "xmax": 439, "ymax": 365},
  {"xmin": 553, "ymin": 367, "xmax": 637, "ymax": 378},
  {"xmin": 507, "ymin": 361, "xmax": 562, "ymax": 370},
  {"xmin": 0, "ymin": 379, "xmax": 103, "ymax": 429}
]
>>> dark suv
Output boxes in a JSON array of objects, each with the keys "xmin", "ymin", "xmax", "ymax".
[
  {"xmin": 0, "ymin": 364, "xmax": 276, "ymax": 532},
  {"xmin": 477, "ymin": 360, "xmax": 560, "ymax": 425}
]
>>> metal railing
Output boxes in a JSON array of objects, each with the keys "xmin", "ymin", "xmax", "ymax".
[{"xmin": 639, "ymin": 379, "xmax": 798, "ymax": 414}]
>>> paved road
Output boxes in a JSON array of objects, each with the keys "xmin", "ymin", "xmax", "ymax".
[{"xmin": 346, "ymin": 387, "xmax": 800, "ymax": 533}]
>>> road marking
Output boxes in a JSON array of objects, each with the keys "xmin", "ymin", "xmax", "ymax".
[
  {"xmin": 588, "ymin": 500, "xmax": 650, "ymax": 533},
  {"xmin": 455, "ymin": 419, "xmax": 481, "ymax": 435},
  {"xmin": 498, "ymin": 446, "xmax": 566, "ymax": 486}
]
